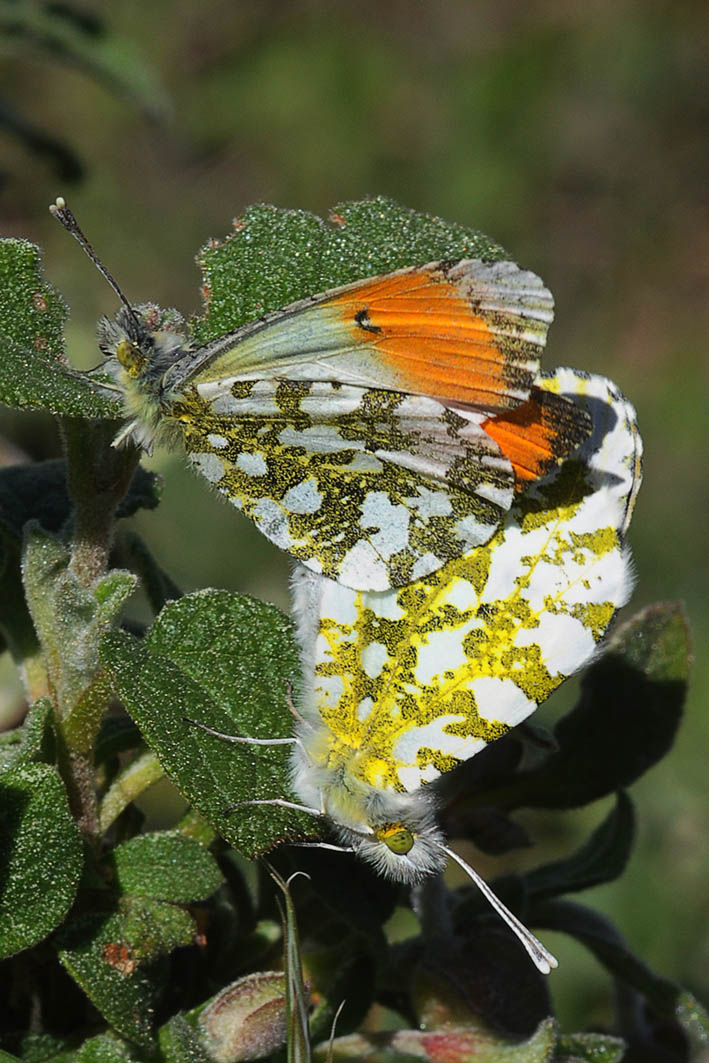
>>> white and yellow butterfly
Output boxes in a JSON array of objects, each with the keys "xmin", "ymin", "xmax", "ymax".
[
  {"xmin": 270, "ymin": 369, "xmax": 639, "ymax": 972},
  {"xmin": 190, "ymin": 369, "xmax": 640, "ymax": 970},
  {"xmin": 51, "ymin": 198, "xmax": 589, "ymax": 591}
]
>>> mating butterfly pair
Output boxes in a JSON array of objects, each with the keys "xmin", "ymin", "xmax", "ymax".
[{"xmin": 53, "ymin": 198, "xmax": 641, "ymax": 972}]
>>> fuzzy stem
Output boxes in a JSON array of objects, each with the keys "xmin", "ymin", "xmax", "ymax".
[
  {"xmin": 98, "ymin": 750, "xmax": 165, "ymax": 834},
  {"xmin": 51, "ymin": 418, "xmax": 138, "ymax": 838},
  {"xmin": 61, "ymin": 418, "xmax": 138, "ymax": 587}
]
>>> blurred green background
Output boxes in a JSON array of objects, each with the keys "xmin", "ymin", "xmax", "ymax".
[{"xmin": 1, "ymin": 0, "xmax": 706, "ymax": 1032}]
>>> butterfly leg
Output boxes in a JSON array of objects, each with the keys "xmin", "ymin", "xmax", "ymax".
[
  {"xmin": 224, "ymin": 797, "xmax": 323, "ymax": 818},
  {"xmin": 184, "ymin": 716, "xmax": 296, "ymax": 747}
]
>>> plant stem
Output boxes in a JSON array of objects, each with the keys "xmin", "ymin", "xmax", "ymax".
[
  {"xmin": 98, "ymin": 750, "xmax": 164, "ymax": 834},
  {"xmin": 61, "ymin": 418, "xmax": 138, "ymax": 587},
  {"xmin": 48, "ymin": 418, "xmax": 139, "ymax": 838}
]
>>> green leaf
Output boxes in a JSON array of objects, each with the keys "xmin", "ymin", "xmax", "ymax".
[
  {"xmin": 100, "ymin": 589, "xmax": 318, "ymax": 859},
  {"xmin": 120, "ymin": 895, "xmax": 197, "ymax": 958},
  {"xmin": 0, "ymin": 238, "xmax": 65, "ymax": 356},
  {"xmin": 0, "ymin": 761, "xmax": 83, "ymax": 957},
  {"xmin": 555, "ymin": 1032, "xmax": 626, "ymax": 1062},
  {"xmin": 0, "ymin": 460, "xmax": 160, "ymax": 542},
  {"xmin": 0, "ymin": 696, "xmax": 56, "ymax": 771},
  {"xmin": 158, "ymin": 1015, "xmax": 210, "ymax": 1063},
  {"xmin": 109, "ymin": 830, "xmax": 223, "ymax": 903},
  {"xmin": 56, "ymin": 897, "xmax": 196, "ymax": 1047},
  {"xmin": 0, "ymin": 239, "xmax": 120, "ymax": 416},
  {"xmin": 73, "ymin": 1033, "xmax": 144, "ymax": 1062},
  {"xmin": 56, "ymin": 909, "xmax": 154, "ymax": 1045},
  {"xmin": 0, "ymin": 1050, "xmax": 21, "ymax": 1062},
  {"xmin": 22, "ymin": 523, "xmax": 135, "ymax": 745},
  {"xmin": 94, "ymin": 569, "xmax": 138, "ymax": 626},
  {"xmin": 12, "ymin": 697, "xmax": 55, "ymax": 763},
  {"xmin": 675, "ymin": 990, "xmax": 709, "ymax": 1052},
  {"xmin": 525, "ymin": 791, "xmax": 635, "ymax": 901},
  {"xmin": 192, "ymin": 196, "xmax": 507, "ymax": 343},
  {"xmin": 492, "ymin": 602, "xmax": 691, "ymax": 810},
  {"xmin": 0, "ymin": 720, "xmax": 24, "ymax": 771},
  {"xmin": 2, "ymin": 1033, "xmax": 75, "ymax": 1061}
]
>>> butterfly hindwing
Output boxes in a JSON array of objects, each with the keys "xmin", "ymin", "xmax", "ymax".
[{"xmin": 297, "ymin": 370, "xmax": 641, "ymax": 795}]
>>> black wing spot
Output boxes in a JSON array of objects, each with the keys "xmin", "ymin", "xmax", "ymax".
[{"xmin": 354, "ymin": 308, "xmax": 382, "ymax": 334}]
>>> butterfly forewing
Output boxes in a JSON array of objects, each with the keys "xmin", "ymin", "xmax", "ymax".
[
  {"xmin": 175, "ymin": 259, "xmax": 553, "ymax": 413},
  {"xmin": 300, "ymin": 370, "xmax": 641, "ymax": 794},
  {"xmin": 161, "ymin": 258, "xmax": 565, "ymax": 589}
]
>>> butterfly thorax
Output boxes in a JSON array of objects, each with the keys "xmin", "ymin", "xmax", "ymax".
[{"xmin": 293, "ymin": 713, "xmax": 402, "ymax": 799}]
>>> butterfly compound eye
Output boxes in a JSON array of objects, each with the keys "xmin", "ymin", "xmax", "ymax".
[
  {"xmin": 376, "ymin": 823, "xmax": 415, "ymax": 856},
  {"xmin": 116, "ymin": 338, "xmax": 146, "ymax": 379}
]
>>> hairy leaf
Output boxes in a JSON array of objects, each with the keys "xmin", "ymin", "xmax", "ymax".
[
  {"xmin": 56, "ymin": 898, "xmax": 197, "ymax": 1047},
  {"xmin": 555, "ymin": 1032, "xmax": 625, "ymax": 1062},
  {"xmin": 318, "ymin": 1016, "xmax": 557, "ymax": 1062},
  {"xmin": 109, "ymin": 831, "xmax": 223, "ymax": 903},
  {"xmin": 158, "ymin": 1015, "xmax": 210, "ymax": 1063},
  {"xmin": 0, "ymin": 3, "xmax": 170, "ymax": 121},
  {"xmin": 0, "ymin": 239, "xmax": 118, "ymax": 416},
  {"xmin": 0, "ymin": 761, "xmax": 83, "ymax": 957},
  {"xmin": 193, "ymin": 196, "xmax": 507, "ymax": 342},
  {"xmin": 533, "ymin": 898, "xmax": 682, "ymax": 1017},
  {"xmin": 73, "ymin": 1032, "xmax": 144, "ymax": 1062},
  {"xmin": 0, "ymin": 697, "xmax": 55, "ymax": 771},
  {"xmin": 22, "ymin": 523, "xmax": 136, "ymax": 746},
  {"xmin": 0, "ymin": 460, "xmax": 160, "ymax": 541},
  {"xmin": 101, "ymin": 589, "xmax": 318, "ymax": 859}
]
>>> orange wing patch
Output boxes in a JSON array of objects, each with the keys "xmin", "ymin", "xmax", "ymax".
[
  {"xmin": 482, "ymin": 387, "xmax": 592, "ymax": 489},
  {"xmin": 327, "ymin": 262, "xmax": 547, "ymax": 412}
]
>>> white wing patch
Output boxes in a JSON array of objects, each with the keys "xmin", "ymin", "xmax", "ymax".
[
  {"xmin": 291, "ymin": 370, "xmax": 642, "ymax": 818},
  {"xmin": 175, "ymin": 380, "xmax": 516, "ymax": 590}
]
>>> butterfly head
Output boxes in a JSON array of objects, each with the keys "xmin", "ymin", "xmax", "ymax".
[
  {"xmin": 329, "ymin": 788, "xmax": 448, "ymax": 884},
  {"xmin": 97, "ymin": 304, "xmax": 189, "ymax": 451},
  {"xmin": 99, "ymin": 304, "xmax": 186, "ymax": 381}
]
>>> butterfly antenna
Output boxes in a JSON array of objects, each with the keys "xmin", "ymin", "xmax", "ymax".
[
  {"xmin": 443, "ymin": 844, "xmax": 558, "ymax": 975},
  {"xmin": 49, "ymin": 196, "xmax": 142, "ymax": 334}
]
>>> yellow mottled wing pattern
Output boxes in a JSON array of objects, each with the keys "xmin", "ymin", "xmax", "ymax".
[
  {"xmin": 161, "ymin": 259, "xmax": 570, "ymax": 591},
  {"xmin": 296, "ymin": 370, "xmax": 642, "ymax": 794},
  {"xmin": 173, "ymin": 381, "xmax": 514, "ymax": 590}
]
